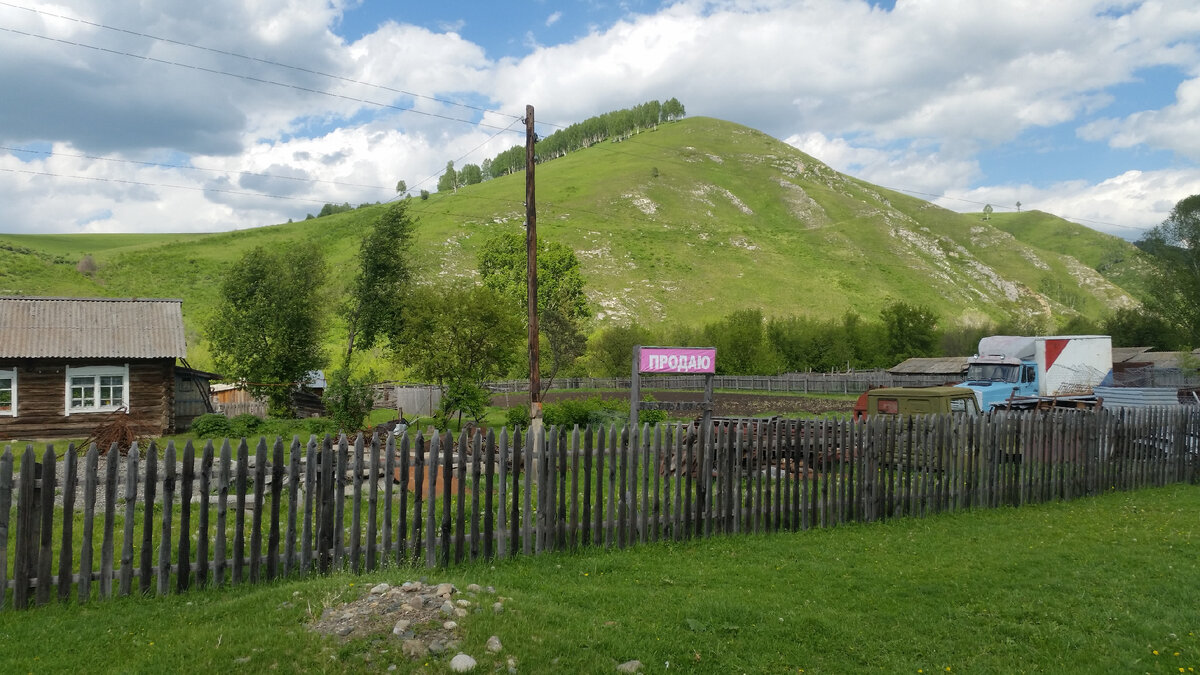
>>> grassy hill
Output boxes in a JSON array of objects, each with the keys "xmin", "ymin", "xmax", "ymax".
[{"xmin": 0, "ymin": 117, "xmax": 1150, "ymax": 372}]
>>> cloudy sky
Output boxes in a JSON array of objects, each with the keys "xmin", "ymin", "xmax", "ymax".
[{"xmin": 2, "ymin": 0, "xmax": 1199, "ymax": 239}]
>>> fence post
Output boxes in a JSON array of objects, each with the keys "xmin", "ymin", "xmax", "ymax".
[{"xmin": 13, "ymin": 448, "xmax": 39, "ymax": 609}]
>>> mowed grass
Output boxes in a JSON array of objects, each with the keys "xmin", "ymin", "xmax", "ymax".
[{"xmin": 1, "ymin": 484, "xmax": 1197, "ymax": 674}]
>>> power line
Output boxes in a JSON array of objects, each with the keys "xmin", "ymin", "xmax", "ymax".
[
  {"xmin": 0, "ymin": 25, "xmax": 525, "ymax": 133},
  {"xmin": 392, "ymin": 116, "xmax": 526, "ymax": 201},
  {"xmin": 0, "ymin": 145, "xmax": 394, "ymax": 192},
  {"xmin": 0, "ymin": 166, "xmax": 334, "ymax": 204},
  {"xmin": 0, "ymin": 0, "xmax": 525, "ymax": 124}
]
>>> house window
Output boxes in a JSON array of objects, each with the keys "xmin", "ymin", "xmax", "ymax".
[
  {"xmin": 65, "ymin": 365, "xmax": 129, "ymax": 415},
  {"xmin": 0, "ymin": 368, "xmax": 15, "ymax": 416}
]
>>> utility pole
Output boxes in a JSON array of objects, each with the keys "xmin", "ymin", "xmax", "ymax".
[{"xmin": 525, "ymin": 104, "xmax": 541, "ymax": 429}]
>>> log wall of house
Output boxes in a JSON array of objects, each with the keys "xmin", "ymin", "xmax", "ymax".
[{"xmin": 0, "ymin": 359, "xmax": 174, "ymax": 441}]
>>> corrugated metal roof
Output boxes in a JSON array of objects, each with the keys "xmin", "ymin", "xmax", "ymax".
[
  {"xmin": 0, "ymin": 296, "xmax": 186, "ymax": 359},
  {"xmin": 888, "ymin": 357, "xmax": 969, "ymax": 375},
  {"xmin": 1112, "ymin": 346, "xmax": 1153, "ymax": 363},
  {"xmin": 1095, "ymin": 386, "xmax": 1182, "ymax": 407}
]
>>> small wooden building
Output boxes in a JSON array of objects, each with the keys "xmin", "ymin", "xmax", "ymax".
[{"xmin": 0, "ymin": 296, "xmax": 187, "ymax": 440}]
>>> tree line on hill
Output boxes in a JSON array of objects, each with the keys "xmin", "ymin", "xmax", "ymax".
[
  {"xmin": 428, "ymin": 98, "xmax": 686, "ymax": 194},
  {"xmin": 205, "ymin": 195, "xmax": 1200, "ymax": 431}
]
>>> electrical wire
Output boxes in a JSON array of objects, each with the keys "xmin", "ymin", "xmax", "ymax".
[
  {"xmin": 0, "ymin": 24, "xmax": 525, "ymax": 133},
  {"xmin": 0, "ymin": 166, "xmax": 334, "ymax": 204},
  {"xmin": 0, "ymin": 0, "xmax": 525, "ymax": 123},
  {"xmin": 0, "ymin": 145, "xmax": 395, "ymax": 192}
]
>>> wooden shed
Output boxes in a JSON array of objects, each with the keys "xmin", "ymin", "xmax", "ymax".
[{"xmin": 0, "ymin": 296, "xmax": 187, "ymax": 440}]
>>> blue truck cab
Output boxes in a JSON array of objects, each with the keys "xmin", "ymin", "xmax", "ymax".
[{"xmin": 961, "ymin": 355, "xmax": 1038, "ymax": 410}]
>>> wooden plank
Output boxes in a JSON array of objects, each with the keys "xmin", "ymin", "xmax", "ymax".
[
  {"xmin": 77, "ymin": 446, "xmax": 98, "ymax": 604},
  {"xmin": 683, "ymin": 423, "xmax": 694, "ymax": 538},
  {"xmin": 425, "ymin": 432, "xmax": 438, "ymax": 568},
  {"xmin": 138, "ymin": 444, "xmax": 158, "ymax": 595},
  {"xmin": 382, "ymin": 433, "xmax": 394, "ymax": 566},
  {"xmin": 482, "ymin": 429, "xmax": 493, "ymax": 560},
  {"xmin": 497, "ymin": 428, "xmax": 508, "ymax": 558},
  {"xmin": 536, "ymin": 427, "xmax": 549, "ymax": 553},
  {"xmin": 57, "ymin": 446, "xmax": 78, "ymax": 603},
  {"xmin": 411, "ymin": 433, "xmax": 425, "ymax": 566},
  {"xmin": 214, "ymin": 440, "xmax": 231, "ymax": 586},
  {"xmin": 232, "ymin": 439, "xmax": 248, "ymax": 585},
  {"xmin": 13, "ymin": 447, "xmax": 37, "ymax": 608},
  {"xmin": 268, "ymin": 437, "xmax": 284, "ymax": 580},
  {"xmin": 250, "ymin": 438, "xmax": 267, "ymax": 584},
  {"xmin": 301, "ymin": 436, "xmax": 316, "ymax": 575},
  {"xmin": 318, "ymin": 435, "xmax": 336, "ymax": 572},
  {"xmin": 367, "ymin": 433, "xmax": 380, "ymax": 571},
  {"xmin": 396, "ymin": 433, "xmax": 408, "ymax": 563},
  {"xmin": 33, "ymin": 446, "xmax": 56, "ymax": 606},
  {"xmin": 523, "ymin": 428, "xmax": 533, "ymax": 555},
  {"xmin": 699, "ymin": 420, "xmax": 713, "ymax": 537},
  {"xmin": 617, "ymin": 426, "xmax": 628, "ymax": 549},
  {"xmin": 582, "ymin": 425, "xmax": 593, "ymax": 547},
  {"xmin": 349, "ymin": 434, "xmax": 364, "ymax": 574},
  {"xmin": 651, "ymin": 425, "xmax": 661, "ymax": 543},
  {"xmin": 455, "ymin": 432, "xmax": 468, "ymax": 564},
  {"xmin": 471, "ymin": 430, "xmax": 482, "ymax": 560},
  {"xmin": 334, "ymin": 435, "xmax": 348, "ymax": 567},
  {"xmin": 197, "ymin": 441, "xmax": 213, "ymax": 589},
  {"xmin": 285, "ymin": 437, "xmax": 300, "ymax": 577},
  {"xmin": 178, "ymin": 442, "xmax": 195, "ymax": 593},
  {"xmin": 569, "ymin": 427, "xmax": 581, "ymax": 550},
  {"xmin": 558, "ymin": 426, "xmax": 568, "ymax": 549},
  {"xmin": 442, "ymin": 430, "xmax": 455, "ymax": 566},
  {"xmin": 606, "ymin": 426, "xmax": 617, "ymax": 548},
  {"xmin": 513, "ymin": 428, "xmax": 525, "ymax": 557},
  {"xmin": 672, "ymin": 424, "xmax": 683, "ymax": 541},
  {"xmin": 639, "ymin": 423, "xmax": 650, "ymax": 544},
  {"xmin": 159, "ymin": 442, "xmax": 177, "ymax": 595},
  {"xmin": 0, "ymin": 448, "xmax": 13, "ymax": 610},
  {"xmin": 114, "ymin": 446, "xmax": 135, "ymax": 597}
]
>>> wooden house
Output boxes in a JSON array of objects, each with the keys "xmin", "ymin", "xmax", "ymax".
[{"xmin": 0, "ymin": 296, "xmax": 187, "ymax": 440}]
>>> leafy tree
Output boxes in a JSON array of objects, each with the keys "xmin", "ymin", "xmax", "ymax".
[
  {"xmin": 458, "ymin": 163, "xmax": 483, "ymax": 186},
  {"xmin": 341, "ymin": 200, "xmax": 417, "ymax": 366},
  {"xmin": 662, "ymin": 97, "xmax": 686, "ymax": 122},
  {"xmin": 880, "ymin": 301, "xmax": 938, "ymax": 364},
  {"xmin": 395, "ymin": 180, "xmax": 407, "ymax": 195},
  {"xmin": 1104, "ymin": 307, "xmax": 1188, "ymax": 350},
  {"xmin": 436, "ymin": 161, "xmax": 457, "ymax": 193},
  {"xmin": 702, "ymin": 309, "xmax": 781, "ymax": 375},
  {"xmin": 1138, "ymin": 194, "xmax": 1200, "ymax": 345},
  {"xmin": 585, "ymin": 323, "xmax": 656, "ymax": 376},
  {"xmin": 206, "ymin": 243, "xmax": 327, "ymax": 417},
  {"xmin": 322, "ymin": 368, "xmax": 376, "ymax": 433},
  {"xmin": 478, "ymin": 231, "xmax": 590, "ymax": 391},
  {"xmin": 392, "ymin": 283, "xmax": 523, "ymax": 427},
  {"xmin": 420, "ymin": 190, "xmax": 430, "ymax": 200}
]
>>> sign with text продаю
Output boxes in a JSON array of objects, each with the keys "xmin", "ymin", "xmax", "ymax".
[{"xmin": 638, "ymin": 346, "xmax": 717, "ymax": 374}]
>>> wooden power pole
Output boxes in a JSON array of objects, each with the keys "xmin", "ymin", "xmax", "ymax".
[{"xmin": 525, "ymin": 105, "xmax": 541, "ymax": 425}]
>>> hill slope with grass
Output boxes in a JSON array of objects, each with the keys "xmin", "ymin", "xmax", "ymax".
[{"xmin": 0, "ymin": 116, "xmax": 1149, "ymax": 371}]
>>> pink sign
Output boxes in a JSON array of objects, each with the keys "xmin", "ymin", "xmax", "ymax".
[{"xmin": 639, "ymin": 347, "xmax": 716, "ymax": 374}]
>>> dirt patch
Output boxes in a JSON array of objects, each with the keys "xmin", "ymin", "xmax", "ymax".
[{"xmin": 493, "ymin": 390, "xmax": 853, "ymax": 417}]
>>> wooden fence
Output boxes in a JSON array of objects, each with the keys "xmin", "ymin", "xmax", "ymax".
[
  {"xmin": 487, "ymin": 371, "xmax": 951, "ymax": 395},
  {"xmin": 2, "ymin": 407, "xmax": 1197, "ymax": 611}
]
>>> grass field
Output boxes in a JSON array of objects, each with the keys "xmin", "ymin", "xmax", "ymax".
[{"xmin": 1, "ymin": 484, "xmax": 1196, "ymax": 674}]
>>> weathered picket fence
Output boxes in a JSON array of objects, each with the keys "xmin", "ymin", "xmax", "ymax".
[{"xmin": 2, "ymin": 406, "xmax": 1197, "ymax": 611}]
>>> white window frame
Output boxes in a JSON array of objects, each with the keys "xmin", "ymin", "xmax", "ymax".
[
  {"xmin": 0, "ymin": 367, "xmax": 15, "ymax": 417},
  {"xmin": 65, "ymin": 364, "xmax": 130, "ymax": 416}
]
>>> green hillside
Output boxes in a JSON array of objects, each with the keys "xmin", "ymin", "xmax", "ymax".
[{"xmin": 0, "ymin": 117, "xmax": 1148, "ymax": 372}]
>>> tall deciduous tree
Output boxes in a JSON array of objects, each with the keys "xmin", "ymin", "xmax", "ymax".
[
  {"xmin": 478, "ymin": 231, "xmax": 590, "ymax": 391},
  {"xmin": 206, "ymin": 243, "xmax": 327, "ymax": 417},
  {"xmin": 880, "ymin": 300, "xmax": 938, "ymax": 364},
  {"xmin": 393, "ymin": 283, "xmax": 522, "ymax": 427},
  {"xmin": 1139, "ymin": 194, "xmax": 1200, "ymax": 345},
  {"xmin": 342, "ymin": 200, "xmax": 417, "ymax": 366},
  {"xmin": 436, "ymin": 161, "xmax": 457, "ymax": 193}
]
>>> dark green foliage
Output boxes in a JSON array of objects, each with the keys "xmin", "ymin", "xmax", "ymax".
[
  {"xmin": 458, "ymin": 163, "xmax": 483, "ymax": 185},
  {"xmin": 436, "ymin": 161, "xmax": 457, "ymax": 193},
  {"xmin": 1138, "ymin": 194, "xmax": 1200, "ymax": 346},
  {"xmin": 702, "ymin": 309, "xmax": 781, "ymax": 375},
  {"xmin": 1104, "ymin": 307, "xmax": 1188, "ymax": 350},
  {"xmin": 585, "ymin": 323, "xmax": 657, "ymax": 376},
  {"xmin": 419, "ymin": 190, "xmax": 429, "ymax": 200},
  {"xmin": 342, "ymin": 200, "xmax": 416, "ymax": 365},
  {"xmin": 229, "ymin": 414, "xmax": 263, "ymax": 439},
  {"xmin": 189, "ymin": 413, "xmax": 232, "ymax": 439},
  {"xmin": 205, "ymin": 243, "xmax": 327, "ymax": 418},
  {"xmin": 880, "ymin": 300, "xmax": 939, "ymax": 363},
  {"xmin": 322, "ymin": 368, "xmax": 376, "ymax": 433},
  {"xmin": 505, "ymin": 405, "xmax": 531, "ymax": 430},
  {"xmin": 434, "ymin": 381, "xmax": 492, "ymax": 430},
  {"xmin": 542, "ymin": 396, "xmax": 630, "ymax": 428},
  {"xmin": 317, "ymin": 202, "xmax": 353, "ymax": 217},
  {"xmin": 393, "ymin": 282, "xmax": 523, "ymax": 426}
]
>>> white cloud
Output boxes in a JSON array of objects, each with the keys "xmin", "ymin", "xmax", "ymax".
[{"xmin": 546, "ymin": 11, "xmax": 562, "ymax": 27}]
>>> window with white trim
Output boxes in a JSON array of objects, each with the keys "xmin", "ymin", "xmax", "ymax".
[
  {"xmin": 0, "ymin": 367, "xmax": 15, "ymax": 416},
  {"xmin": 65, "ymin": 365, "xmax": 130, "ymax": 414}
]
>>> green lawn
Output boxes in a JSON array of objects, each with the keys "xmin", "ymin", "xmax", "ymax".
[{"xmin": 1, "ymin": 484, "xmax": 1196, "ymax": 673}]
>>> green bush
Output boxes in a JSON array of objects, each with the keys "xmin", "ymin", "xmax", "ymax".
[
  {"xmin": 505, "ymin": 405, "xmax": 531, "ymax": 430},
  {"xmin": 322, "ymin": 368, "xmax": 376, "ymax": 433},
  {"xmin": 229, "ymin": 413, "xmax": 263, "ymax": 439},
  {"xmin": 189, "ymin": 413, "xmax": 232, "ymax": 439}
]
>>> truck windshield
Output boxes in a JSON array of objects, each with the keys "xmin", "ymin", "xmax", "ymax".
[{"xmin": 966, "ymin": 363, "xmax": 1019, "ymax": 383}]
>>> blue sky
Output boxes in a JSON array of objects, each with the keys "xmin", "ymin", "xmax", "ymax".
[{"xmin": 1, "ymin": 0, "xmax": 1199, "ymax": 237}]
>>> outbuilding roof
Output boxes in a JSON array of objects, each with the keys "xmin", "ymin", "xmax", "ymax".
[{"xmin": 0, "ymin": 296, "xmax": 186, "ymax": 359}]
